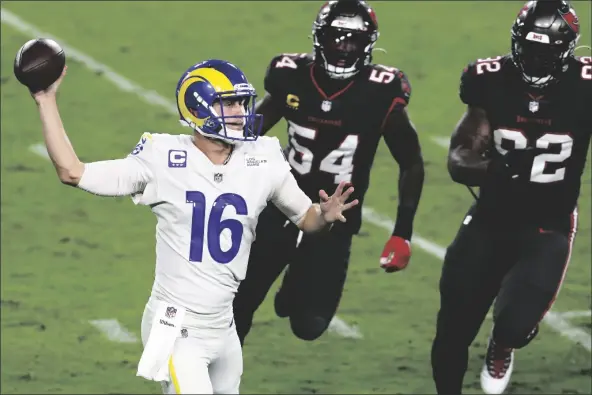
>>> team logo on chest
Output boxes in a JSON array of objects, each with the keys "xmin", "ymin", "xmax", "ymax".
[
  {"xmin": 529, "ymin": 100, "xmax": 539, "ymax": 113},
  {"xmin": 321, "ymin": 100, "xmax": 332, "ymax": 112},
  {"xmin": 527, "ymin": 93, "xmax": 543, "ymax": 114}
]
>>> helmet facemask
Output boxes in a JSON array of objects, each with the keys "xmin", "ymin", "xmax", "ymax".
[
  {"xmin": 198, "ymin": 92, "xmax": 260, "ymax": 143},
  {"xmin": 314, "ymin": 19, "xmax": 376, "ymax": 79},
  {"xmin": 312, "ymin": 0, "xmax": 379, "ymax": 80},
  {"xmin": 510, "ymin": 0, "xmax": 580, "ymax": 88},
  {"xmin": 180, "ymin": 81, "xmax": 262, "ymax": 144},
  {"xmin": 511, "ymin": 33, "xmax": 575, "ymax": 87}
]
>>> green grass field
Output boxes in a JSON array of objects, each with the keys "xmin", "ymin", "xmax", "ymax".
[{"xmin": 1, "ymin": 1, "xmax": 590, "ymax": 394}]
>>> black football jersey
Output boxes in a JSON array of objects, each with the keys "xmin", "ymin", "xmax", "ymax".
[
  {"xmin": 460, "ymin": 55, "xmax": 591, "ymax": 231},
  {"xmin": 264, "ymin": 53, "xmax": 412, "ymax": 233}
]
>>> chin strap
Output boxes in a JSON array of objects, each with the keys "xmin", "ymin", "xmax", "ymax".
[{"xmin": 467, "ymin": 186, "xmax": 479, "ymax": 201}]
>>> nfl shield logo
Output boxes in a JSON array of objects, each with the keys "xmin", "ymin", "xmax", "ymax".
[
  {"xmin": 165, "ymin": 306, "xmax": 177, "ymax": 319},
  {"xmin": 214, "ymin": 173, "xmax": 223, "ymax": 183},
  {"xmin": 529, "ymin": 100, "xmax": 539, "ymax": 113},
  {"xmin": 321, "ymin": 100, "xmax": 332, "ymax": 112}
]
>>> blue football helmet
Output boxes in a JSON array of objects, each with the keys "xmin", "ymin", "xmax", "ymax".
[{"xmin": 175, "ymin": 59, "xmax": 262, "ymax": 143}]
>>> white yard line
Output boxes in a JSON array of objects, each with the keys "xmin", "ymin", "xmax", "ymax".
[
  {"xmin": 557, "ymin": 310, "xmax": 592, "ymax": 319},
  {"xmin": 0, "ymin": 10, "xmax": 176, "ymax": 114},
  {"xmin": 6, "ymin": 8, "xmax": 589, "ymax": 348},
  {"xmin": 542, "ymin": 312, "xmax": 591, "ymax": 351},
  {"xmin": 89, "ymin": 319, "xmax": 139, "ymax": 343},
  {"xmin": 362, "ymin": 207, "xmax": 447, "ymax": 259},
  {"xmin": 328, "ymin": 317, "xmax": 363, "ymax": 339}
]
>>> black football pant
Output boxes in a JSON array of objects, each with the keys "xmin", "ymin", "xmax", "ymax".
[
  {"xmin": 431, "ymin": 209, "xmax": 577, "ymax": 394},
  {"xmin": 233, "ymin": 204, "xmax": 352, "ymax": 345}
]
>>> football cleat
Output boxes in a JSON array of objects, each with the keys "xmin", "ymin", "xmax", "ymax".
[{"xmin": 480, "ymin": 336, "xmax": 515, "ymax": 394}]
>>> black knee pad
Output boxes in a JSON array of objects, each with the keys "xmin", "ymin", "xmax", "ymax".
[{"xmin": 289, "ymin": 314, "xmax": 329, "ymax": 341}]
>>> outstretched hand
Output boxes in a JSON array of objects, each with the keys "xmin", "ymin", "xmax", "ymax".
[{"xmin": 318, "ymin": 181, "xmax": 359, "ymax": 223}]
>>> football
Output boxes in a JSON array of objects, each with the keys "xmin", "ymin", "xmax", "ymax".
[{"xmin": 14, "ymin": 38, "xmax": 65, "ymax": 93}]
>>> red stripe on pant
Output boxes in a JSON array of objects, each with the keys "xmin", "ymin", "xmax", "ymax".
[{"xmin": 535, "ymin": 207, "xmax": 579, "ymax": 326}]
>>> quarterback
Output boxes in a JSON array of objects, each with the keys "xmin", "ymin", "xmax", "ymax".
[{"xmin": 28, "ymin": 59, "xmax": 358, "ymax": 394}]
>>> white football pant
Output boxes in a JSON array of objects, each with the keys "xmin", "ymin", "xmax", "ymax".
[{"xmin": 141, "ymin": 298, "xmax": 243, "ymax": 394}]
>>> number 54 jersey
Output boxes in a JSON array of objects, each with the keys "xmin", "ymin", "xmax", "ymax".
[
  {"xmin": 461, "ymin": 55, "xmax": 591, "ymax": 231},
  {"xmin": 129, "ymin": 133, "xmax": 311, "ymax": 325},
  {"xmin": 265, "ymin": 53, "xmax": 412, "ymax": 234}
]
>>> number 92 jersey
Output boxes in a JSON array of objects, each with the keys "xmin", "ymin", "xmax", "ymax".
[
  {"xmin": 129, "ymin": 132, "xmax": 310, "ymax": 321},
  {"xmin": 460, "ymin": 55, "xmax": 591, "ymax": 230},
  {"xmin": 265, "ymin": 53, "xmax": 412, "ymax": 234}
]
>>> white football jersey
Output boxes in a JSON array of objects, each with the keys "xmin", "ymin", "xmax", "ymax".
[{"xmin": 78, "ymin": 132, "xmax": 312, "ymax": 327}]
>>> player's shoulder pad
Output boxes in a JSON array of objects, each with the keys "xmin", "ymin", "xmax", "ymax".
[
  {"xmin": 129, "ymin": 132, "xmax": 183, "ymax": 157},
  {"xmin": 367, "ymin": 64, "xmax": 412, "ymax": 107},
  {"xmin": 130, "ymin": 132, "xmax": 154, "ymax": 156},
  {"xmin": 250, "ymin": 136, "xmax": 288, "ymax": 163},
  {"xmin": 266, "ymin": 53, "xmax": 313, "ymax": 74},
  {"xmin": 461, "ymin": 55, "xmax": 508, "ymax": 83},
  {"xmin": 459, "ymin": 55, "xmax": 508, "ymax": 107},
  {"xmin": 264, "ymin": 53, "xmax": 313, "ymax": 94}
]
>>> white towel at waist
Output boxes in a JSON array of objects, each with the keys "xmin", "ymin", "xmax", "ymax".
[{"xmin": 136, "ymin": 301, "xmax": 186, "ymax": 382}]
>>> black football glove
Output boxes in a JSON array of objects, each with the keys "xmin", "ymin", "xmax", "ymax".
[{"xmin": 487, "ymin": 147, "xmax": 537, "ymax": 182}]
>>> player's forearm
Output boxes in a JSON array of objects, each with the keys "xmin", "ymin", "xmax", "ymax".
[
  {"xmin": 298, "ymin": 204, "xmax": 332, "ymax": 233},
  {"xmin": 36, "ymin": 96, "xmax": 84, "ymax": 185},
  {"xmin": 447, "ymin": 147, "xmax": 490, "ymax": 186},
  {"xmin": 447, "ymin": 106, "xmax": 492, "ymax": 186},
  {"xmin": 393, "ymin": 160, "xmax": 424, "ymax": 240}
]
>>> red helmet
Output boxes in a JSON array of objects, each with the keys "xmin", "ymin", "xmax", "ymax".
[{"xmin": 312, "ymin": 0, "xmax": 379, "ymax": 79}]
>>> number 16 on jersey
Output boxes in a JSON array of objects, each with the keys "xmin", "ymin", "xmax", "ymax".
[{"xmin": 186, "ymin": 191, "xmax": 248, "ymax": 264}]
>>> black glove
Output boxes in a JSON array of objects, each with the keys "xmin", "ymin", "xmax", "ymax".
[{"xmin": 487, "ymin": 147, "xmax": 538, "ymax": 182}]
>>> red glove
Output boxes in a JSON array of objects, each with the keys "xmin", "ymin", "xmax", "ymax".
[{"xmin": 379, "ymin": 236, "xmax": 411, "ymax": 273}]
